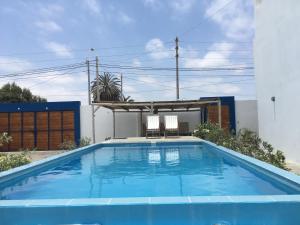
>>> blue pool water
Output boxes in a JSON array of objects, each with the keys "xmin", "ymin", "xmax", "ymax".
[{"xmin": 0, "ymin": 142, "xmax": 298, "ymax": 200}]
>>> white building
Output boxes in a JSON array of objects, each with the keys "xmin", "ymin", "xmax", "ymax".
[{"xmin": 254, "ymin": 0, "xmax": 300, "ymax": 163}]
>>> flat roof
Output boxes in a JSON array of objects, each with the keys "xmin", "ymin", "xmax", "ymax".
[{"xmin": 91, "ymin": 99, "xmax": 221, "ymax": 112}]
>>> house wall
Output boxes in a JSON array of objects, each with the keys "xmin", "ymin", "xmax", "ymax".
[
  {"xmin": 254, "ymin": 0, "xmax": 300, "ymax": 163},
  {"xmin": 235, "ymin": 100, "xmax": 258, "ymax": 133}
]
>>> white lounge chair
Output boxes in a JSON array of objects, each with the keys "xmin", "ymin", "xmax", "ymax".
[
  {"xmin": 164, "ymin": 115, "xmax": 179, "ymax": 137},
  {"xmin": 146, "ymin": 115, "xmax": 160, "ymax": 138}
]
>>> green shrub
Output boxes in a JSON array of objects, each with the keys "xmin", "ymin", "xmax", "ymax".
[
  {"xmin": 0, "ymin": 132, "xmax": 12, "ymax": 146},
  {"xmin": 79, "ymin": 137, "xmax": 92, "ymax": 147},
  {"xmin": 193, "ymin": 123, "xmax": 288, "ymax": 170},
  {"xmin": 59, "ymin": 137, "xmax": 92, "ymax": 150},
  {"xmin": 59, "ymin": 140, "xmax": 76, "ymax": 150},
  {"xmin": 0, "ymin": 152, "xmax": 31, "ymax": 172}
]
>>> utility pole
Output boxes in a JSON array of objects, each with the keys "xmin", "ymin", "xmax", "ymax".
[
  {"xmin": 86, "ymin": 59, "xmax": 91, "ymax": 105},
  {"xmin": 120, "ymin": 73, "xmax": 123, "ymax": 99},
  {"xmin": 95, "ymin": 56, "xmax": 100, "ymax": 102},
  {"xmin": 175, "ymin": 37, "xmax": 179, "ymax": 100}
]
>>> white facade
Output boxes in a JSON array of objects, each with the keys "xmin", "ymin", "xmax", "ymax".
[{"xmin": 254, "ymin": 0, "xmax": 300, "ymax": 163}]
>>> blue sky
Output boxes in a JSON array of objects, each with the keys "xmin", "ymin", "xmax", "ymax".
[{"xmin": 0, "ymin": 0, "xmax": 255, "ymax": 104}]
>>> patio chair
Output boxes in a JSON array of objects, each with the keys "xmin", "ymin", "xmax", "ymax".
[
  {"xmin": 164, "ymin": 115, "xmax": 179, "ymax": 137},
  {"xmin": 146, "ymin": 115, "xmax": 160, "ymax": 138}
]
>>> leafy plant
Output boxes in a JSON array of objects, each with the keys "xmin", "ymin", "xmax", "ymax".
[
  {"xmin": 59, "ymin": 140, "xmax": 76, "ymax": 150},
  {"xmin": 79, "ymin": 137, "xmax": 92, "ymax": 147},
  {"xmin": 193, "ymin": 123, "xmax": 288, "ymax": 170},
  {"xmin": 91, "ymin": 72, "xmax": 121, "ymax": 102},
  {"xmin": 0, "ymin": 132, "xmax": 12, "ymax": 147},
  {"xmin": 0, "ymin": 152, "xmax": 31, "ymax": 172}
]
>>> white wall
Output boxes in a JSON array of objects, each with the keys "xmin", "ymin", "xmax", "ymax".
[
  {"xmin": 235, "ymin": 100, "xmax": 258, "ymax": 133},
  {"xmin": 80, "ymin": 106, "xmax": 113, "ymax": 143},
  {"xmin": 254, "ymin": 0, "xmax": 300, "ymax": 163},
  {"xmin": 80, "ymin": 106, "xmax": 201, "ymax": 142}
]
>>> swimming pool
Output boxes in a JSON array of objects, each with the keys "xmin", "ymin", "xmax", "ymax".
[{"xmin": 1, "ymin": 140, "xmax": 300, "ymax": 225}]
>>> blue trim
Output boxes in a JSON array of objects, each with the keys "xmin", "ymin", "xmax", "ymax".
[
  {"xmin": 200, "ymin": 96, "xmax": 236, "ymax": 133},
  {"xmin": 0, "ymin": 101, "xmax": 80, "ymax": 112},
  {"xmin": 73, "ymin": 104, "xmax": 81, "ymax": 146},
  {"xmin": 34, "ymin": 112, "xmax": 37, "ymax": 148}
]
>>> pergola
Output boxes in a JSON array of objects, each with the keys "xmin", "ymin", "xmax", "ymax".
[{"xmin": 91, "ymin": 98, "xmax": 222, "ymax": 142}]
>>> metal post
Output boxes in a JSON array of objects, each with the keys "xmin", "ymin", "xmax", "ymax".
[
  {"xmin": 175, "ymin": 37, "xmax": 179, "ymax": 100},
  {"xmin": 113, "ymin": 110, "xmax": 116, "ymax": 138},
  {"xmin": 218, "ymin": 99, "xmax": 222, "ymax": 128},
  {"xmin": 96, "ymin": 56, "xmax": 100, "ymax": 102},
  {"xmin": 92, "ymin": 105, "xmax": 96, "ymax": 143},
  {"xmin": 120, "ymin": 73, "xmax": 123, "ymax": 99},
  {"xmin": 86, "ymin": 60, "xmax": 91, "ymax": 105},
  {"xmin": 140, "ymin": 110, "xmax": 143, "ymax": 137}
]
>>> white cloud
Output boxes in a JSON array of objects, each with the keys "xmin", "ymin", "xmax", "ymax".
[
  {"xmin": 137, "ymin": 76, "xmax": 159, "ymax": 87},
  {"xmin": 39, "ymin": 4, "xmax": 64, "ymax": 17},
  {"xmin": 35, "ymin": 20, "xmax": 62, "ymax": 32},
  {"xmin": 0, "ymin": 58, "xmax": 89, "ymax": 104},
  {"xmin": 132, "ymin": 58, "xmax": 141, "ymax": 67},
  {"xmin": 0, "ymin": 57, "xmax": 33, "ymax": 73},
  {"xmin": 118, "ymin": 12, "xmax": 134, "ymax": 24},
  {"xmin": 83, "ymin": 0, "xmax": 101, "ymax": 15},
  {"xmin": 205, "ymin": 0, "xmax": 254, "ymax": 40},
  {"xmin": 181, "ymin": 77, "xmax": 240, "ymax": 96},
  {"xmin": 44, "ymin": 42, "xmax": 73, "ymax": 58},
  {"xmin": 143, "ymin": 0, "xmax": 162, "ymax": 10},
  {"xmin": 169, "ymin": 0, "xmax": 196, "ymax": 13},
  {"xmin": 145, "ymin": 38, "xmax": 172, "ymax": 60},
  {"xmin": 184, "ymin": 42, "xmax": 234, "ymax": 68}
]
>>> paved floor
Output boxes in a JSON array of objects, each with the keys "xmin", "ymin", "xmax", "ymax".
[
  {"xmin": 2, "ymin": 150, "xmax": 66, "ymax": 162},
  {"xmin": 104, "ymin": 136, "xmax": 200, "ymax": 143}
]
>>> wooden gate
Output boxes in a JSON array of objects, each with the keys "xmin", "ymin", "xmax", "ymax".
[
  {"xmin": 201, "ymin": 96, "xmax": 236, "ymax": 132},
  {"xmin": 0, "ymin": 102, "xmax": 80, "ymax": 151}
]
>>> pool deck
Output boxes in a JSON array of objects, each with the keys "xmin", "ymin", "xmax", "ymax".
[{"xmin": 104, "ymin": 136, "xmax": 200, "ymax": 143}]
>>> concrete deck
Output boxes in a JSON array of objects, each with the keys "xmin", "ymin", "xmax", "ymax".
[{"xmin": 104, "ymin": 136, "xmax": 200, "ymax": 143}]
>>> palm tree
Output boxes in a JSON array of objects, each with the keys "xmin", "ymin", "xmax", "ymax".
[
  {"xmin": 91, "ymin": 72, "xmax": 121, "ymax": 102},
  {"xmin": 121, "ymin": 95, "xmax": 134, "ymax": 102}
]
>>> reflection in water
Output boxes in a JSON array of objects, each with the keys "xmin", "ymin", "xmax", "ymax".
[{"xmin": 0, "ymin": 143, "xmax": 297, "ymax": 200}]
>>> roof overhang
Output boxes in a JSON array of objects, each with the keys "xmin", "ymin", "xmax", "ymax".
[{"xmin": 91, "ymin": 99, "xmax": 221, "ymax": 112}]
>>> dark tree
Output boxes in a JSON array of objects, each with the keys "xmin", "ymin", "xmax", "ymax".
[{"xmin": 0, "ymin": 83, "xmax": 47, "ymax": 103}]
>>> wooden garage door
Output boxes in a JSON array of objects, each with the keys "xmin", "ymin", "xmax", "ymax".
[{"xmin": 0, "ymin": 110, "xmax": 76, "ymax": 151}]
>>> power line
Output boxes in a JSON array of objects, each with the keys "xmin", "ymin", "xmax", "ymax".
[
  {"xmin": 96, "ymin": 63, "xmax": 254, "ymax": 72},
  {"xmin": 124, "ymin": 78, "xmax": 254, "ymax": 94},
  {"xmin": 0, "ymin": 62, "xmax": 88, "ymax": 78}
]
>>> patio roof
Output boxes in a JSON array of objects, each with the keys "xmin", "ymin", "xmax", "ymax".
[
  {"xmin": 91, "ymin": 98, "xmax": 221, "ymax": 112},
  {"xmin": 90, "ymin": 99, "xmax": 222, "ymax": 142}
]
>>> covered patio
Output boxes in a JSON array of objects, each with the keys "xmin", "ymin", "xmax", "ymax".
[{"xmin": 91, "ymin": 98, "xmax": 222, "ymax": 142}]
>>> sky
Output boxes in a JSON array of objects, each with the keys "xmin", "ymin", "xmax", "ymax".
[{"xmin": 0, "ymin": 0, "xmax": 255, "ymax": 104}]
